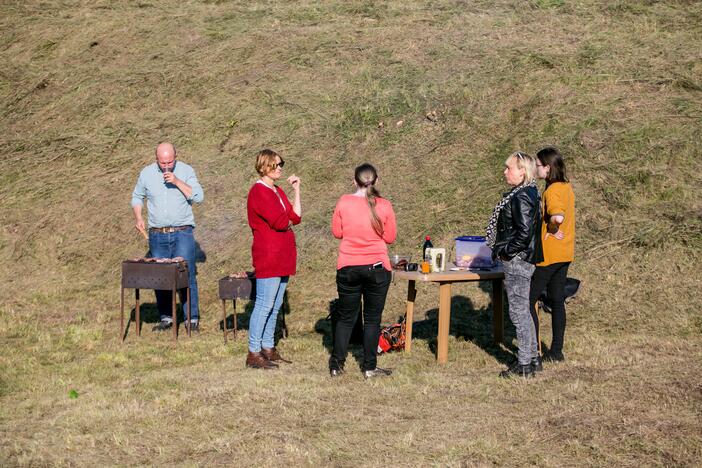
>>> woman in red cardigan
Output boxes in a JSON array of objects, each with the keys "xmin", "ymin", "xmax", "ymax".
[
  {"xmin": 329, "ymin": 163, "xmax": 397, "ymax": 379},
  {"xmin": 245, "ymin": 149, "xmax": 301, "ymax": 369}
]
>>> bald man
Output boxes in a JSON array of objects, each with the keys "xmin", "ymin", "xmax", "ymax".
[{"xmin": 131, "ymin": 142, "xmax": 204, "ymax": 333}]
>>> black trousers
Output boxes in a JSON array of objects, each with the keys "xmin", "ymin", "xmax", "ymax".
[
  {"xmin": 331, "ymin": 265, "xmax": 392, "ymax": 372},
  {"xmin": 529, "ymin": 262, "xmax": 570, "ymax": 354}
]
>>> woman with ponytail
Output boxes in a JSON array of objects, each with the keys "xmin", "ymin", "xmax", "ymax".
[{"xmin": 330, "ymin": 163, "xmax": 397, "ymax": 379}]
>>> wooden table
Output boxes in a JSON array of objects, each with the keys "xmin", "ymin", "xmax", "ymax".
[{"xmin": 393, "ymin": 265, "xmax": 505, "ymax": 364}]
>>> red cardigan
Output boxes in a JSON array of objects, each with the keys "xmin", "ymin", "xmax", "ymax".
[{"xmin": 247, "ymin": 182, "xmax": 301, "ymax": 278}]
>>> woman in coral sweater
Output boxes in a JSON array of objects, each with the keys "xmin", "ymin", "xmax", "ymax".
[
  {"xmin": 329, "ymin": 163, "xmax": 397, "ymax": 379},
  {"xmin": 245, "ymin": 149, "xmax": 301, "ymax": 369}
]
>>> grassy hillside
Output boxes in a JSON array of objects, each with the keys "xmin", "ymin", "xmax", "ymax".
[{"xmin": 1, "ymin": 0, "xmax": 701, "ymax": 465}]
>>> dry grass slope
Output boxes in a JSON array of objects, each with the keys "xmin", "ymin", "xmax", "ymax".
[{"xmin": 1, "ymin": 0, "xmax": 701, "ymax": 466}]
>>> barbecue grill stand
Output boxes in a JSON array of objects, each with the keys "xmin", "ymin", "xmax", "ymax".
[
  {"xmin": 218, "ymin": 273, "xmax": 289, "ymax": 344},
  {"xmin": 121, "ymin": 261, "xmax": 191, "ymax": 341}
]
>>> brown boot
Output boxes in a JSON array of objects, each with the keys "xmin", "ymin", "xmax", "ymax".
[
  {"xmin": 246, "ymin": 351, "xmax": 277, "ymax": 369},
  {"xmin": 261, "ymin": 347, "xmax": 292, "ymax": 364}
]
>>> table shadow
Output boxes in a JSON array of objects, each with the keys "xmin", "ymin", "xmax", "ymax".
[{"xmin": 410, "ymin": 282, "xmax": 518, "ymax": 366}]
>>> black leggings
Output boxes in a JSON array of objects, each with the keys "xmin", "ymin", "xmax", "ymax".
[{"xmin": 529, "ymin": 262, "xmax": 570, "ymax": 354}]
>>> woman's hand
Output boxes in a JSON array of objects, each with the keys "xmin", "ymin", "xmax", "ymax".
[
  {"xmin": 545, "ymin": 229, "xmax": 565, "ymax": 241},
  {"xmin": 287, "ymin": 175, "xmax": 301, "ymax": 191},
  {"xmin": 287, "ymin": 175, "xmax": 302, "ymax": 217}
]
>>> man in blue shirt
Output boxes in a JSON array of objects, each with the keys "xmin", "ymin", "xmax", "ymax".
[{"xmin": 131, "ymin": 142, "xmax": 204, "ymax": 333}]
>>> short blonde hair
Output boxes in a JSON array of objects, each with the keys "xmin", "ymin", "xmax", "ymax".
[
  {"xmin": 506, "ymin": 151, "xmax": 536, "ymax": 184},
  {"xmin": 255, "ymin": 149, "xmax": 280, "ymax": 176}
]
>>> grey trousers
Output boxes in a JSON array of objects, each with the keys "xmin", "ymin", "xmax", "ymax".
[{"xmin": 503, "ymin": 256, "xmax": 538, "ymax": 365}]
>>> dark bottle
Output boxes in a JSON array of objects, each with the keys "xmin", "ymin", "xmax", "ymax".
[{"xmin": 422, "ymin": 236, "xmax": 433, "ymax": 260}]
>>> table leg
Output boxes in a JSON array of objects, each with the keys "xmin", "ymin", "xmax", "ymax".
[
  {"xmin": 222, "ymin": 299, "xmax": 228, "ymax": 344},
  {"xmin": 135, "ymin": 289, "xmax": 141, "ymax": 337},
  {"xmin": 232, "ymin": 299, "xmax": 237, "ymax": 338},
  {"xmin": 120, "ymin": 286, "xmax": 125, "ymax": 342},
  {"xmin": 172, "ymin": 287, "xmax": 177, "ymax": 341},
  {"xmin": 492, "ymin": 278, "xmax": 504, "ymax": 345},
  {"xmin": 437, "ymin": 282, "xmax": 452, "ymax": 364},
  {"xmin": 186, "ymin": 287, "xmax": 191, "ymax": 338},
  {"xmin": 404, "ymin": 280, "xmax": 417, "ymax": 353}
]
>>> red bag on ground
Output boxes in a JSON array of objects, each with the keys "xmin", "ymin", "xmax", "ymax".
[{"xmin": 377, "ymin": 319, "xmax": 406, "ymax": 354}]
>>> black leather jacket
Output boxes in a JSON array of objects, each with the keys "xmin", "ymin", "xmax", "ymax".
[{"xmin": 492, "ymin": 185, "xmax": 544, "ymax": 264}]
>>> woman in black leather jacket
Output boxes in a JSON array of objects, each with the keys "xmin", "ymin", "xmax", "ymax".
[{"xmin": 486, "ymin": 151, "xmax": 543, "ymax": 378}]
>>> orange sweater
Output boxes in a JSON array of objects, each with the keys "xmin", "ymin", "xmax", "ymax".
[
  {"xmin": 332, "ymin": 194, "xmax": 397, "ymax": 270},
  {"xmin": 539, "ymin": 182, "xmax": 575, "ymax": 266}
]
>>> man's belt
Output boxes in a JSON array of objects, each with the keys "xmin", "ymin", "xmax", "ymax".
[{"xmin": 149, "ymin": 225, "xmax": 192, "ymax": 233}]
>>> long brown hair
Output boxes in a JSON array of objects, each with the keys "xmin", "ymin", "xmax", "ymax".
[
  {"xmin": 354, "ymin": 163, "xmax": 383, "ymax": 237},
  {"xmin": 536, "ymin": 147, "xmax": 569, "ymax": 184}
]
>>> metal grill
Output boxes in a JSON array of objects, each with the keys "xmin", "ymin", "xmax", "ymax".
[
  {"xmin": 217, "ymin": 273, "xmax": 289, "ymax": 344},
  {"xmin": 218, "ymin": 273, "xmax": 255, "ymax": 343},
  {"xmin": 120, "ymin": 260, "xmax": 191, "ymax": 341}
]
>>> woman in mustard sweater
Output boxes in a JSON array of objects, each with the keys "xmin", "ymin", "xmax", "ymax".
[{"xmin": 529, "ymin": 147, "xmax": 575, "ymax": 364}]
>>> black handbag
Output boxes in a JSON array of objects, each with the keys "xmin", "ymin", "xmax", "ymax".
[{"xmin": 540, "ymin": 277, "xmax": 581, "ymax": 313}]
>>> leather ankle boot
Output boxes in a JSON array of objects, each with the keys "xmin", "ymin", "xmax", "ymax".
[
  {"xmin": 246, "ymin": 351, "xmax": 277, "ymax": 369},
  {"xmin": 261, "ymin": 347, "xmax": 292, "ymax": 364}
]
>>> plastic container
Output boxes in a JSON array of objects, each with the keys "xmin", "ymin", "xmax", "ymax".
[{"xmin": 455, "ymin": 236, "xmax": 496, "ymax": 268}]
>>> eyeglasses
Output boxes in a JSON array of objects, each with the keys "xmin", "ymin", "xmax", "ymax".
[{"xmin": 273, "ymin": 159, "xmax": 285, "ymax": 169}]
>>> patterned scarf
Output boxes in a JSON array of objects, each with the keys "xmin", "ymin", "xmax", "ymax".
[{"xmin": 485, "ymin": 181, "xmax": 537, "ymax": 248}]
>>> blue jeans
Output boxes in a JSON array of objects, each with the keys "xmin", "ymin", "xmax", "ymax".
[
  {"xmin": 248, "ymin": 276, "xmax": 288, "ymax": 352},
  {"xmin": 148, "ymin": 227, "xmax": 199, "ymax": 323}
]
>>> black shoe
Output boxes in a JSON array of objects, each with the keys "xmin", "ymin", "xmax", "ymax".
[
  {"xmin": 152, "ymin": 320, "xmax": 172, "ymax": 332},
  {"xmin": 184, "ymin": 322, "xmax": 199, "ymax": 334},
  {"xmin": 362, "ymin": 367, "xmax": 393, "ymax": 379},
  {"xmin": 532, "ymin": 356, "xmax": 543, "ymax": 372},
  {"xmin": 544, "ymin": 351, "xmax": 565, "ymax": 362},
  {"xmin": 499, "ymin": 362, "xmax": 534, "ymax": 379},
  {"xmin": 329, "ymin": 358, "xmax": 345, "ymax": 377}
]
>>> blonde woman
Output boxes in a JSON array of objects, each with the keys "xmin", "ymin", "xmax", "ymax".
[{"xmin": 486, "ymin": 151, "xmax": 543, "ymax": 378}]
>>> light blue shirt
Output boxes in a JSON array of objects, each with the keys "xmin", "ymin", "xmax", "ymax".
[{"xmin": 131, "ymin": 161, "xmax": 204, "ymax": 228}]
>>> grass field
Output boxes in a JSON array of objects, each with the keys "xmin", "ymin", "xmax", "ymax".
[{"xmin": 1, "ymin": 0, "xmax": 701, "ymax": 465}]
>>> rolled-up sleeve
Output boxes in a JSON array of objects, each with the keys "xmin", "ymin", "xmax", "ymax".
[
  {"xmin": 131, "ymin": 173, "xmax": 146, "ymax": 207},
  {"xmin": 186, "ymin": 168, "xmax": 204, "ymax": 203}
]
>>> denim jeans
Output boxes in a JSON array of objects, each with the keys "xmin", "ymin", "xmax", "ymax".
[
  {"xmin": 148, "ymin": 227, "xmax": 199, "ymax": 323},
  {"xmin": 248, "ymin": 276, "xmax": 289, "ymax": 353},
  {"xmin": 502, "ymin": 255, "xmax": 537, "ymax": 365},
  {"xmin": 331, "ymin": 265, "xmax": 392, "ymax": 372}
]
